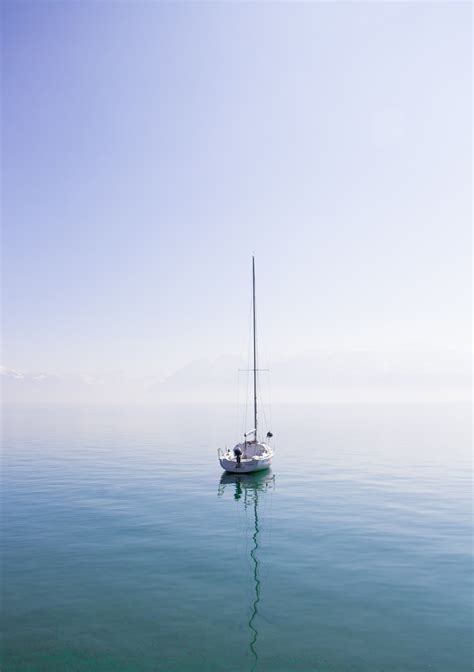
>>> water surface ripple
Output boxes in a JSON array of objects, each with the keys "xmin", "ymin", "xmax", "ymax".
[{"xmin": 1, "ymin": 403, "xmax": 471, "ymax": 671}]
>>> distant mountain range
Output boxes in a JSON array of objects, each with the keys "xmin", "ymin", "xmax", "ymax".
[
  {"xmin": 2, "ymin": 349, "xmax": 470, "ymax": 405},
  {"xmin": 0, "ymin": 366, "xmax": 152, "ymax": 404}
]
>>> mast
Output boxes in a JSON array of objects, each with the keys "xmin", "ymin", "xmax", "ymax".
[{"xmin": 252, "ymin": 255, "xmax": 257, "ymax": 440}]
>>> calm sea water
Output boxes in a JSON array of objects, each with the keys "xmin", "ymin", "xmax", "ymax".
[{"xmin": 1, "ymin": 402, "xmax": 472, "ymax": 672}]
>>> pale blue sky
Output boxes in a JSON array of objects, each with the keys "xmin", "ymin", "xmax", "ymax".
[{"xmin": 2, "ymin": 1, "xmax": 471, "ymax": 383}]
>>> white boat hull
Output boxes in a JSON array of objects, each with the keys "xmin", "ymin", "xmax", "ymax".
[
  {"xmin": 219, "ymin": 456, "xmax": 273, "ymax": 473},
  {"xmin": 218, "ymin": 442, "xmax": 274, "ymax": 473}
]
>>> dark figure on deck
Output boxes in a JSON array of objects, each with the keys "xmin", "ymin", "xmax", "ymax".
[{"xmin": 233, "ymin": 447, "xmax": 242, "ymax": 466}]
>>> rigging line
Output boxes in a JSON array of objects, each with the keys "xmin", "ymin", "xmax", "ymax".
[
  {"xmin": 234, "ymin": 365, "xmax": 241, "ymax": 443},
  {"xmin": 255, "ymin": 317, "xmax": 273, "ymax": 433},
  {"xmin": 243, "ymin": 292, "xmax": 253, "ymax": 437},
  {"xmin": 257, "ymin": 370, "xmax": 271, "ymax": 437},
  {"xmin": 257, "ymin": 376, "xmax": 269, "ymax": 435},
  {"xmin": 258, "ymin": 376, "xmax": 270, "ymax": 431},
  {"xmin": 236, "ymin": 291, "xmax": 252, "ymax": 441},
  {"xmin": 267, "ymin": 366, "xmax": 273, "ymax": 435}
]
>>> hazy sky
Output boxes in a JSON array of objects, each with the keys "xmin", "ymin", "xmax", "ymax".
[{"xmin": 2, "ymin": 1, "xmax": 471, "ymax": 384}]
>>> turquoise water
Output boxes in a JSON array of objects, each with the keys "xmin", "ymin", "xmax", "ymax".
[{"xmin": 1, "ymin": 403, "xmax": 472, "ymax": 671}]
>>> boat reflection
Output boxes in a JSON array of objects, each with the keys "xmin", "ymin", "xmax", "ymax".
[{"xmin": 218, "ymin": 471, "xmax": 275, "ymax": 671}]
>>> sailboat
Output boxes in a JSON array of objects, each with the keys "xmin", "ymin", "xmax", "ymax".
[{"xmin": 218, "ymin": 256, "xmax": 274, "ymax": 474}]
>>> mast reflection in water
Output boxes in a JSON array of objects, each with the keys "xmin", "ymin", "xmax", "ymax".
[{"xmin": 218, "ymin": 471, "xmax": 275, "ymax": 671}]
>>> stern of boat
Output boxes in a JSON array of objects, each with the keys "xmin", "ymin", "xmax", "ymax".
[{"xmin": 218, "ymin": 446, "xmax": 273, "ymax": 473}]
